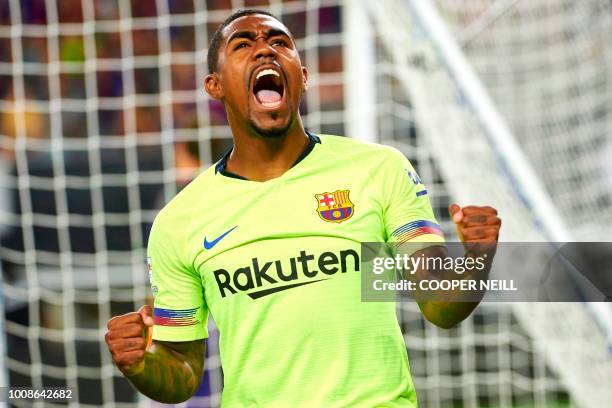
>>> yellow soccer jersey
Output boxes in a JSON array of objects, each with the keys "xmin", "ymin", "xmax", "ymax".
[{"xmin": 147, "ymin": 133, "xmax": 445, "ymax": 407}]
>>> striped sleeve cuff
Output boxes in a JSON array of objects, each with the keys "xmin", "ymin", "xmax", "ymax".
[{"xmin": 391, "ymin": 220, "xmax": 445, "ymax": 244}]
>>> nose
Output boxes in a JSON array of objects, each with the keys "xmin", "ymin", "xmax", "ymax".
[{"xmin": 253, "ymin": 39, "xmax": 276, "ymax": 60}]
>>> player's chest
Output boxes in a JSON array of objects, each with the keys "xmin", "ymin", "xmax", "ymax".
[{"xmin": 188, "ymin": 178, "xmax": 383, "ymax": 262}]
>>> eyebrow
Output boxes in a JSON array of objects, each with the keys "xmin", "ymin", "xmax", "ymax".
[{"xmin": 227, "ymin": 28, "xmax": 291, "ymax": 45}]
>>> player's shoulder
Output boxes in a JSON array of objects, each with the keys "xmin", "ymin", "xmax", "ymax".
[{"xmin": 317, "ymin": 134, "xmax": 409, "ymax": 164}]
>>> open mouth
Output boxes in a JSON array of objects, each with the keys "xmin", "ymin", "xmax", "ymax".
[{"xmin": 252, "ymin": 68, "xmax": 285, "ymax": 109}]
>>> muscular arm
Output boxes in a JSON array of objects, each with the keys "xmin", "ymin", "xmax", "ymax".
[
  {"xmin": 105, "ymin": 306, "xmax": 207, "ymax": 404},
  {"xmin": 126, "ymin": 339, "xmax": 206, "ymax": 404},
  {"xmin": 411, "ymin": 245, "xmax": 491, "ymax": 329},
  {"xmin": 410, "ymin": 204, "xmax": 500, "ymax": 328}
]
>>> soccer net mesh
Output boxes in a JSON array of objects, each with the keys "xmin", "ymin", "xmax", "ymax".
[{"xmin": 0, "ymin": 0, "xmax": 610, "ymax": 407}]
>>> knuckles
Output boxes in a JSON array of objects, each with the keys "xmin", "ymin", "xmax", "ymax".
[
  {"xmin": 105, "ymin": 321, "xmax": 148, "ymax": 359},
  {"xmin": 105, "ymin": 311, "xmax": 149, "ymax": 372},
  {"xmin": 456, "ymin": 206, "xmax": 501, "ymax": 235},
  {"xmin": 106, "ymin": 312, "xmax": 143, "ymax": 331},
  {"xmin": 107, "ymin": 340, "xmax": 147, "ymax": 367},
  {"xmin": 130, "ymin": 338, "xmax": 147, "ymax": 349},
  {"xmin": 458, "ymin": 212, "xmax": 501, "ymax": 242},
  {"xmin": 482, "ymin": 206, "xmax": 498, "ymax": 215},
  {"xmin": 460, "ymin": 205, "xmax": 499, "ymax": 216}
]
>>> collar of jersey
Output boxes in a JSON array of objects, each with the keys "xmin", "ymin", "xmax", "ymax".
[{"xmin": 214, "ymin": 131, "xmax": 321, "ymax": 181}]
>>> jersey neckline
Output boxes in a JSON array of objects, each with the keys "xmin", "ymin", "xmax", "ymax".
[{"xmin": 214, "ymin": 131, "xmax": 321, "ymax": 181}]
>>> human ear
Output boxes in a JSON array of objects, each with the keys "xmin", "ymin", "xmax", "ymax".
[
  {"xmin": 204, "ymin": 73, "xmax": 223, "ymax": 100},
  {"xmin": 301, "ymin": 66, "xmax": 309, "ymax": 92}
]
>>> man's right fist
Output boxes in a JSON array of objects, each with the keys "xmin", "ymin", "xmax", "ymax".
[{"xmin": 105, "ymin": 305, "xmax": 154, "ymax": 376}]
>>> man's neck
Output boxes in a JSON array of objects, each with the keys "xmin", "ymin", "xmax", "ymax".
[{"xmin": 225, "ymin": 124, "xmax": 310, "ymax": 182}]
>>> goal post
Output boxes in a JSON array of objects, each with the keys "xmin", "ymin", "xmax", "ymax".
[
  {"xmin": 342, "ymin": 0, "xmax": 377, "ymax": 143},
  {"xmin": 402, "ymin": 0, "xmax": 572, "ymax": 242}
]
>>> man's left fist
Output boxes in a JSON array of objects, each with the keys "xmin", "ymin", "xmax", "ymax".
[{"xmin": 448, "ymin": 203, "xmax": 501, "ymax": 243}]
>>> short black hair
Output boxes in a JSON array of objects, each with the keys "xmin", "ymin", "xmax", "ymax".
[{"xmin": 207, "ymin": 9, "xmax": 282, "ymax": 74}]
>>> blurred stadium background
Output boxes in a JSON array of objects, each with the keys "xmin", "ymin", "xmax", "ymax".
[{"xmin": 0, "ymin": 0, "xmax": 611, "ymax": 406}]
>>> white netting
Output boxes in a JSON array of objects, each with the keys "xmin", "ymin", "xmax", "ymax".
[
  {"xmin": 0, "ymin": 0, "xmax": 610, "ymax": 407},
  {"xmin": 362, "ymin": 0, "xmax": 612, "ymax": 407},
  {"xmin": 0, "ymin": 1, "xmax": 346, "ymax": 406},
  {"xmin": 434, "ymin": 0, "xmax": 612, "ymax": 241}
]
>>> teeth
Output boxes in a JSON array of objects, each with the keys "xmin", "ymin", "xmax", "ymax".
[{"xmin": 256, "ymin": 69, "xmax": 280, "ymax": 80}]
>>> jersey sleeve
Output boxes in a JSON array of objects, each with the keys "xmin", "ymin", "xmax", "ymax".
[
  {"xmin": 380, "ymin": 148, "xmax": 445, "ymax": 246},
  {"xmin": 147, "ymin": 212, "xmax": 208, "ymax": 341}
]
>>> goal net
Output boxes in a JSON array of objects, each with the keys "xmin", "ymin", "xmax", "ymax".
[
  {"xmin": 0, "ymin": 0, "xmax": 610, "ymax": 407},
  {"xmin": 359, "ymin": 1, "xmax": 612, "ymax": 407}
]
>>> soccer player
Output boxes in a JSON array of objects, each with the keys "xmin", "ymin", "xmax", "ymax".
[{"xmin": 105, "ymin": 9, "xmax": 501, "ymax": 406}]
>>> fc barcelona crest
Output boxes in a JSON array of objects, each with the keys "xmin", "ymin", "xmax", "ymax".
[{"xmin": 315, "ymin": 190, "xmax": 354, "ymax": 223}]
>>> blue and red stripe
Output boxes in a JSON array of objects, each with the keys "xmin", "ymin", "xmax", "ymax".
[
  {"xmin": 320, "ymin": 207, "xmax": 353, "ymax": 221},
  {"xmin": 392, "ymin": 220, "xmax": 444, "ymax": 243},
  {"xmin": 153, "ymin": 307, "xmax": 200, "ymax": 327}
]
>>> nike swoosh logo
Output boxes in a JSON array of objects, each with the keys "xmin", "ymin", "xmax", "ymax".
[
  {"xmin": 203, "ymin": 226, "xmax": 237, "ymax": 250},
  {"xmin": 247, "ymin": 279, "xmax": 329, "ymax": 300}
]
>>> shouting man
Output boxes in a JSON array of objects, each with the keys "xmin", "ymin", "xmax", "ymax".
[{"xmin": 105, "ymin": 9, "xmax": 501, "ymax": 407}]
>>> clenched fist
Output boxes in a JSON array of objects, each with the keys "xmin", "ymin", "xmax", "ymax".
[
  {"xmin": 449, "ymin": 203, "xmax": 501, "ymax": 243},
  {"xmin": 105, "ymin": 305, "xmax": 154, "ymax": 377}
]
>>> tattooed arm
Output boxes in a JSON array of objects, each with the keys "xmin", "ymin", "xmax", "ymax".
[
  {"xmin": 126, "ymin": 339, "xmax": 206, "ymax": 403},
  {"xmin": 105, "ymin": 305, "xmax": 206, "ymax": 403}
]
